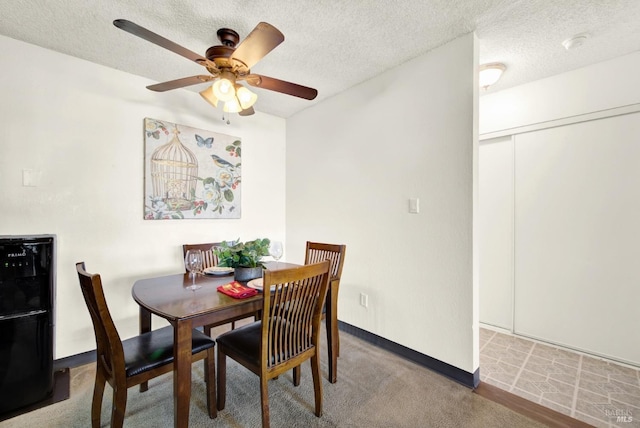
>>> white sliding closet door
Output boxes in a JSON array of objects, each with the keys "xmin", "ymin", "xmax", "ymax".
[
  {"xmin": 513, "ymin": 112, "xmax": 640, "ymax": 365},
  {"xmin": 479, "ymin": 136, "xmax": 514, "ymax": 330}
]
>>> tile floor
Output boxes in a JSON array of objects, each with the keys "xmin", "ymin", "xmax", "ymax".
[{"xmin": 480, "ymin": 327, "xmax": 640, "ymax": 428}]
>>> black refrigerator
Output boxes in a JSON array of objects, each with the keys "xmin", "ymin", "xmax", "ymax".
[{"xmin": 0, "ymin": 235, "xmax": 55, "ymax": 414}]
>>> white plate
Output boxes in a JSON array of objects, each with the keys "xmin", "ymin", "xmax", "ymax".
[
  {"xmin": 203, "ymin": 266, "xmax": 234, "ymax": 276},
  {"xmin": 247, "ymin": 278, "xmax": 276, "ymax": 291}
]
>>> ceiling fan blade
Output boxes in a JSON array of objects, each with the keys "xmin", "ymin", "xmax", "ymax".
[
  {"xmin": 245, "ymin": 74, "xmax": 318, "ymax": 100},
  {"xmin": 230, "ymin": 22, "xmax": 284, "ymax": 69},
  {"xmin": 239, "ymin": 106, "xmax": 255, "ymax": 116},
  {"xmin": 114, "ymin": 19, "xmax": 209, "ymax": 66},
  {"xmin": 147, "ymin": 75, "xmax": 214, "ymax": 92}
]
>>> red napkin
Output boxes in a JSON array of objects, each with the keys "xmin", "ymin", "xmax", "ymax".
[{"xmin": 217, "ymin": 281, "xmax": 258, "ymax": 299}]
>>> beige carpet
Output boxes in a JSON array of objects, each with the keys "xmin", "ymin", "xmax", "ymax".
[{"xmin": 0, "ymin": 329, "xmax": 548, "ymax": 427}]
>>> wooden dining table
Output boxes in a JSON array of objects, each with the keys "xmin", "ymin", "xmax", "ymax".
[{"xmin": 131, "ymin": 262, "xmax": 299, "ymax": 428}]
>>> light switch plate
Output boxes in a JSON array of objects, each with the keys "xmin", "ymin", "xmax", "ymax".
[
  {"xmin": 22, "ymin": 169, "xmax": 41, "ymax": 187},
  {"xmin": 409, "ymin": 198, "xmax": 419, "ymax": 213}
]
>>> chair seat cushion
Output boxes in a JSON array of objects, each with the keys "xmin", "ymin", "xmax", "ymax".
[
  {"xmin": 216, "ymin": 321, "xmax": 262, "ymax": 365},
  {"xmin": 217, "ymin": 319, "xmax": 310, "ymax": 366},
  {"xmin": 122, "ymin": 326, "xmax": 215, "ymax": 377}
]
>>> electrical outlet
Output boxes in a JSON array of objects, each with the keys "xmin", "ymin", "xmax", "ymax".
[{"xmin": 359, "ymin": 293, "xmax": 368, "ymax": 308}]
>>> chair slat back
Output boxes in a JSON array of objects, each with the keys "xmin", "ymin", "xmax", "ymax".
[
  {"xmin": 261, "ymin": 261, "xmax": 330, "ymax": 369},
  {"xmin": 305, "ymin": 242, "xmax": 346, "ymax": 281},
  {"xmin": 182, "ymin": 243, "xmax": 221, "ymax": 271},
  {"xmin": 76, "ymin": 262, "xmax": 124, "ymax": 375}
]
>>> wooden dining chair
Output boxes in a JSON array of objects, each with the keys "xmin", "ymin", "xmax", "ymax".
[
  {"xmin": 216, "ymin": 261, "xmax": 331, "ymax": 428},
  {"xmin": 182, "ymin": 242, "xmax": 255, "ymax": 332},
  {"xmin": 182, "ymin": 242, "xmax": 220, "ymax": 271},
  {"xmin": 76, "ymin": 262, "xmax": 217, "ymax": 428},
  {"xmin": 302, "ymin": 241, "xmax": 346, "ymax": 384}
]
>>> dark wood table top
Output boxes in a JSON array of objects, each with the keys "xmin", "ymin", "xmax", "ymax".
[
  {"xmin": 132, "ymin": 272, "xmax": 258, "ymax": 321},
  {"xmin": 132, "ymin": 261, "xmax": 300, "ymax": 324}
]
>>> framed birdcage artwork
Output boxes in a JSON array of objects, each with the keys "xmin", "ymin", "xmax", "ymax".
[{"xmin": 143, "ymin": 118, "xmax": 241, "ymax": 219}]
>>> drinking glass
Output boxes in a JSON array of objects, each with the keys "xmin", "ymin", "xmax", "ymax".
[
  {"xmin": 269, "ymin": 241, "xmax": 283, "ymax": 268},
  {"xmin": 184, "ymin": 249, "xmax": 203, "ymax": 291}
]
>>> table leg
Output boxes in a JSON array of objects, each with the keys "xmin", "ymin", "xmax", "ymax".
[
  {"xmin": 326, "ymin": 279, "xmax": 340, "ymax": 384},
  {"xmin": 139, "ymin": 307, "xmax": 152, "ymax": 392},
  {"xmin": 174, "ymin": 320, "xmax": 193, "ymax": 428},
  {"xmin": 139, "ymin": 307, "xmax": 151, "ymax": 333}
]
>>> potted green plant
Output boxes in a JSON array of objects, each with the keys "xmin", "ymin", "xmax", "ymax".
[{"xmin": 214, "ymin": 238, "xmax": 271, "ymax": 281}]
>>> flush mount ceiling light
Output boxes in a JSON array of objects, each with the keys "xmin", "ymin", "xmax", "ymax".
[
  {"xmin": 562, "ymin": 33, "xmax": 590, "ymax": 50},
  {"xmin": 479, "ymin": 63, "xmax": 506, "ymax": 90}
]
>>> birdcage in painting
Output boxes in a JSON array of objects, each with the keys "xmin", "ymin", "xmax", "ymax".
[{"xmin": 150, "ymin": 128, "xmax": 198, "ymax": 211}]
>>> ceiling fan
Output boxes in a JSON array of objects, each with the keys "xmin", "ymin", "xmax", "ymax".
[{"xmin": 113, "ymin": 19, "xmax": 318, "ymax": 117}]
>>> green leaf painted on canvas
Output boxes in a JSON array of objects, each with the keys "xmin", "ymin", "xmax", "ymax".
[{"xmin": 224, "ymin": 189, "xmax": 234, "ymax": 202}]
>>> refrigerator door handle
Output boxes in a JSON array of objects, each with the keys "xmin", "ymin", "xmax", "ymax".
[{"xmin": 0, "ymin": 309, "xmax": 48, "ymax": 321}]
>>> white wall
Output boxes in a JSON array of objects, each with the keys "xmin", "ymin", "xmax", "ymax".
[
  {"xmin": 286, "ymin": 34, "xmax": 479, "ymax": 373},
  {"xmin": 479, "ymin": 51, "xmax": 640, "ymax": 366},
  {"xmin": 0, "ymin": 35, "xmax": 287, "ymax": 358}
]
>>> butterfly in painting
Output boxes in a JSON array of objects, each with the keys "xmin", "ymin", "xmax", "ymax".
[
  {"xmin": 195, "ymin": 134, "xmax": 214, "ymax": 148},
  {"xmin": 146, "ymin": 130, "xmax": 160, "ymax": 139}
]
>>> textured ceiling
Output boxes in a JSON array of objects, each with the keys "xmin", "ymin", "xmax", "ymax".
[{"xmin": 1, "ymin": 0, "xmax": 639, "ymax": 118}]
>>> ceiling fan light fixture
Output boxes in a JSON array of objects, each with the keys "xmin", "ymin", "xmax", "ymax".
[
  {"xmin": 223, "ymin": 98, "xmax": 242, "ymax": 113},
  {"xmin": 113, "ymin": 20, "xmax": 317, "ymax": 118},
  {"xmin": 479, "ymin": 63, "xmax": 506, "ymax": 89},
  {"xmin": 235, "ymin": 84, "xmax": 258, "ymax": 109},
  {"xmin": 213, "ymin": 71, "xmax": 236, "ymax": 101},
  {"xmin": 199, "ymin": 86, "xmax": 219, "ymax": 107}
]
